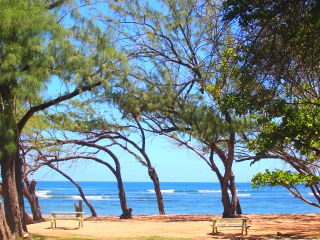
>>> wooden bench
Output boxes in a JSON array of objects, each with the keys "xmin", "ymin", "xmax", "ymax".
[
  {"xmin": 51, "ymin": 212, "xmax": 85, "ymax": 229},
  {"xmin": 212, "ymin": 217, "xmax": 250, "ymax": 235}
]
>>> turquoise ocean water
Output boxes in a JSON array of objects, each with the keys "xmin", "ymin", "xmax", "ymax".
[{"xmin": 31, "ymin": 181, "xmax": 319, "ymax": 216}]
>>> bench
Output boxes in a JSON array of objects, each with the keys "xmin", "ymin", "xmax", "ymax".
[
  {"xmin": 212, "ymin": 217, "xmax": 250, "ymax": 235},
  {"xmin": 51, "ymin": 212, "xmax": 85, "ymax": 229}
]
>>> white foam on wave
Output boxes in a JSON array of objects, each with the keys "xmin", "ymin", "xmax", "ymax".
[
  {"xmin": 148, "ymin": 189, "xmax": 175, "ymax": 193},
  {"xmin": 70, "ymin": 195, "xmax": 110, "ymax": 201},
  {"xmin": 36, "ymin": 190, "xmax": 52, "ymax": 198},
  {"xmin": 198, "ymin": 190, "xmax": 221, "ymax": 193},
  {"xmin": 238, "ymin": 193, "xmax": 251, "ymax": 197}
]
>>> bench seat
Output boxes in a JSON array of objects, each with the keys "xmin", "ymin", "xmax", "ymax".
[
  {"xmin": 212, "ymin": 218, "xmax": 250, "ymax": 235},
  {"xmin": 51, "ymin": 212, "xmax": 85, "ymax": 229}
]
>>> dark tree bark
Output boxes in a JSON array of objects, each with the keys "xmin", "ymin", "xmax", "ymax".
[
  {"xmin": 117, "ymin": 118, "xmax": 166, "ymax": 215},
  {"xmin": 48, "ymin": 164, "xmax": 97, "ymax": 217},
  {"xmin": 221, "ymin": 175, "xmax": 233, "ymax": 218},
  {"xmin": 230, "ymin": 174, "xmax": 242, "ymax": 214},
  {"xmin": 0, "ymin": 201, "xmax": 14, "ymax": 240},
  {"xmin": 23, "ymin": 179, "xmax": 43, "ymax": 222},
  {"xmin": 116, "ymin": 173, "xmax": 132, "ymax": 219},
  {"xmin": 15, "ymin": 154, "xmax": 28, "ymax": 231},
  {"xmin": 148, "ymin": 166, "xmax": 165, "ymax": 215},
  {"xmin": 73, "ymin": 141, "xmax": 132, "ymax": 219},
  {"xmin": 0, "ymin": 151, "xmax": 25, "ymax": 236},
  {"xmin": 0, "ymin": 85, "xmax": 26, "ymax": 237},
  {"xmin": 39, "ymin": 139, "xmax": 133, "ymax": 219}
]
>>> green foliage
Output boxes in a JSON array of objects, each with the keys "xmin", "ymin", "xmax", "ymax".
[
  {"xmin": 0, "ymin": 0, "xmax": 126, "ymax": 167},
  {"xmin": 224, "ymin": 0, "xmax": 320, "ymax": 173},
  {"xmin": 252, "ymin": 169, "xmax": 320, "ymax": 188},
  {"xmin": 248, "ymin": 102, "xmax": 320, "ymax": 159},
  {"xmin": 0, "ymin": 0, "xmax": 65, "ymax": 98}
]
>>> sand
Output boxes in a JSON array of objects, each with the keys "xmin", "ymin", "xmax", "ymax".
[{"xmin": 27, "ymin": 214, "xmax": 320, "ymax": 239}]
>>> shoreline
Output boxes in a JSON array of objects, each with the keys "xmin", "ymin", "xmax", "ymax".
[{"xmin": 28, "ymin": 213, "xmax": 320, "ymax": 239}]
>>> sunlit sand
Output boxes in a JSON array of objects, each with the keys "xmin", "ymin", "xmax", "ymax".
[{"xmin": 27, "ymin": 213, "xmax": 320, "ymax": 239}]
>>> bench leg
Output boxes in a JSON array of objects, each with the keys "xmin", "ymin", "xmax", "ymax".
[
  {"xmin": 212, "ymin": 226, "xmax": 217, "ymax": 234},
  {"xmin": 51, "ymin": 220, "xmax": 57, "ymax": 229},
  {"xmin": 79, "ymin": 219, "xmax": 83, "ymax": 228}
]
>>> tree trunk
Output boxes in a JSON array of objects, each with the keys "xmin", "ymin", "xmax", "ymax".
[
  {"xmin": 0, "ymin": 153, "xmax": 25, "ymax": 236},
  {"xmin": 48, "ymin": 164, "xmax": 97, "ymax": 217},
  {"xmin": 220, "ymin": 167, "xmax": 240, "ymax": 218},
  {"xmin": 0, "ymin": 85, "xmax": 26, "ymax": 237},
  {"xmin": 23, "ymin": 179, "xmax": 43, "ymax": 222},
  {"xmin": 229, "ymin": 174, "xmax": 242, "ymax": 214},
  {"xmin": 229, "ymin": 175, "xmax": 239, "ymax": 215},
  {"xmin": 221, "ymin": 176, "xmax": 233, "ymax": 218},
  {"xmin": 15, "ymin": 154, "xmax": 28, "ymax": 231},
  {"xmin": 221, "ymin": 163, "xmax": 237, "ymax": 218},
  {"xmin": 0, "ymin": 201, "xmax": 14, "ymax": 240},
  {"xmin": 212, "ymin": 166, "xmax": 242, "ymax": 215},
  {"xmin": 115, "ymin": 173, "xmax": 132, "ymax": 219},
  {"xmin": 148, "ymin": 166, "xmax": 165, "ymax": 215}
]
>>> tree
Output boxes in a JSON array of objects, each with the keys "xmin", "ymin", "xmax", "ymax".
[
  {"xmin": 0, "ymin": 201, "xmax": 13, "ymax": 240},
  {"xmin": 47, "ymin": 164, "xmax": 98, "ymax": 217},
  {"xmin": 103, "ymin": 0, "xmax": 252, "ymax": 217},
  {"xmin": 90, "ymin": 109, "xmax": 166, "ymax": 215},
  {"xmin": 22, "ymin": 178, "xmax": 43, "ymax": 222},
  {"xmin": 0, "ymin": 0, "xmax": 124, "ymax": 236},
  {"xmin": 223, "ymin": 0, "xmax": 320, "ymax": 206},
  {"xmin": 27, "ymin": 130, "xmax": 133, "ymax": 219}
]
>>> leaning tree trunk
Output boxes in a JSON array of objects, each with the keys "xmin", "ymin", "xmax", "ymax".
[
  {"xmin": 0, "ymin": 201, "xmax": 14, "ymax": 240},
  {"xmin": 23, "ymin": 179, "xmax": 43, "ymax": 222},
  {"xmin": 115, "ymin": 172, "xmax": 132, "ymax": 219},
  {"xmin": 0, "ymin": 85, "xmax": 26, "ymax": 237},
  {"xmin": 148, "ymin": 166, "xmax": 165, "ymax": 215},
  {"xmin": 48, "ymin": 164, "xmax": 97, "ymax": 217}
]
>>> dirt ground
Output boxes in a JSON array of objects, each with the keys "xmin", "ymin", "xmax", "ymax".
[{"xmin": 27, "ymin": 214, "xmax": 320, "ymax": 239}]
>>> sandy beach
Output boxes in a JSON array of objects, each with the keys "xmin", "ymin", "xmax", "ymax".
[{"xmin": 27, "ymin": 214, "xmax": 320, "ymax": 239}]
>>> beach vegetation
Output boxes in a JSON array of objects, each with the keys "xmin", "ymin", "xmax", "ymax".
[
  {"xmin": 102, "ymin": 0, "xmax": 256, "ymax": 218},
  {"xmin": 224, "ymin": 0, "xmax": 320, "ymax": 207},
  {"xmin": 0, "ymin": 0, "xmax": 124, "ymax": 237},
  {"xmin": 1, "ymin": 0, "xmax": 319, "ymax": 237}
]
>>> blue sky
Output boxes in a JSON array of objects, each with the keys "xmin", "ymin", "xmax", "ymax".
[{"xmin": 34, "ymin": 134, "xmax": 283, "ymax": 182}]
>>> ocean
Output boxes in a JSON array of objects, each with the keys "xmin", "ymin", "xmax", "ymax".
[{"xmin": 31, "ymin": 181, "xmax": 319, "ymax": 216}]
